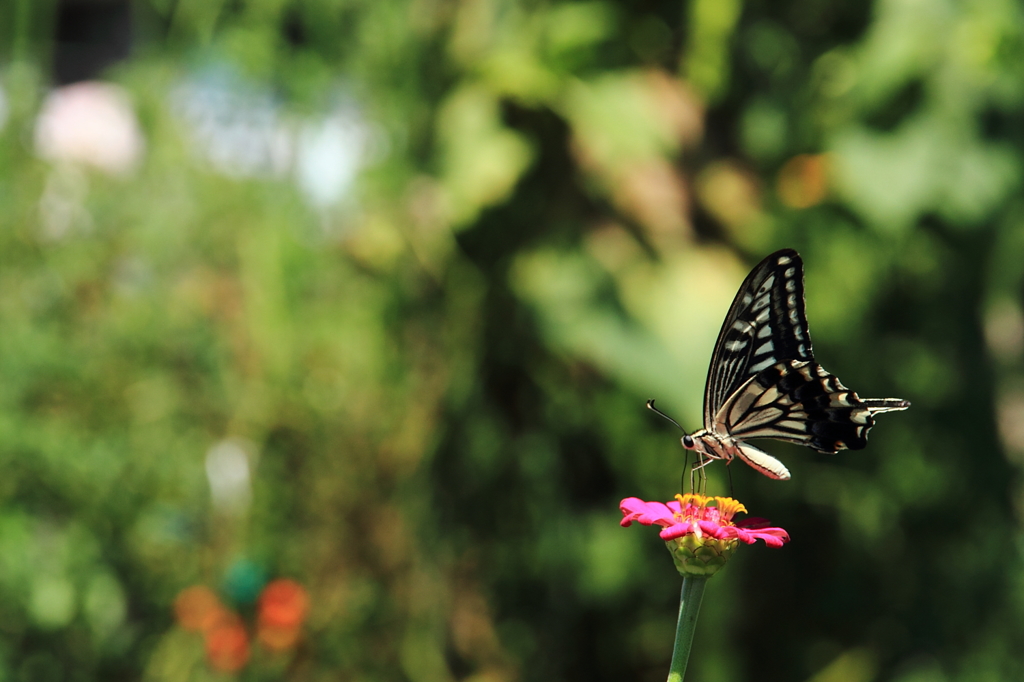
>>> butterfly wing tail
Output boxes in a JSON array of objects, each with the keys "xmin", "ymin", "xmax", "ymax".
[
  {"xmin": 805, "ymin": 389, "xmax": 908, "ymax": 453},
  {"xmin": 861, "ymin": 398, "xmax": 911, "ymax": 415},
  {"xmin": 723, "ymin": 361, "xmax": 909, "ymax": 455}
]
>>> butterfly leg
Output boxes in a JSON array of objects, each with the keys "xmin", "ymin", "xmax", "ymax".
[{"xmin": 690, "ymin": 454, "xmax": 712, "ymax": 493}]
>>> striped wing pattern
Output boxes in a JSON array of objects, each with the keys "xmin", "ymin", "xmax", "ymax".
[
  {"xmin": 703, "ymin": 249, "xmax": 811, "ymax": 428},
  {"xmin": 678, "ymin": 248, "xmax": 910, "ymax": 480},
  {"xmin": 717, "ymin": 360, "xmax": 910, "ymax": 454}
]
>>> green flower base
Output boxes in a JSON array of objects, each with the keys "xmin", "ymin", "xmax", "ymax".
[{"xmin": 667, "ymin": 535, "xmax": 740, "ymax": 577}]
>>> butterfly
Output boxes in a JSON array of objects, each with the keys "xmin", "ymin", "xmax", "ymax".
[{"xmin": 651, "ymin": 248, "xmax": 909, "ymax": 480}]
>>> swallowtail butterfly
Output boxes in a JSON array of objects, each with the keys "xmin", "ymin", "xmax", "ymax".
[{"xmin": 655, "ymin": 249, "xmax": 909, "ymax": 480}]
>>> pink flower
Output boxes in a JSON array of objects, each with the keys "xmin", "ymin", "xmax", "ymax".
[
  {"xmin": 621, "ymin": 494, "xmax": 789, "ymax": 576},
  {"xmin": 34, "ymin": 82, "xmax": 145, "ymax": 175}
]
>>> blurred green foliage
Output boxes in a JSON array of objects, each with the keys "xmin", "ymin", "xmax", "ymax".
[{"xmin": 1, "ymin": 0, "xmax": 1024, "ymax": 680}]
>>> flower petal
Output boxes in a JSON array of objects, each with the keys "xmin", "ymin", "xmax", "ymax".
[
  {"xmin": 659, "ymin": 522, "xmax": 697, "ymax": 540},
  {"xmin": 750, "ymin": 528, "xmax": 790, "ymax": 548},
  {"xmin": 712, "ymin": 496, "xmax": 748, "ymax": 520},
  {"xmin": 696, "ymin": 519, "xmax": 731, "ymax": 540},
  {"xmin": 723, "ymin": 525, "xmax": 790, "ymax": 547},
  {"xmin": 620, "ymin": 498, "xmax": 676, "ymax": 528},
  {"xmin": 621, "ymin": 496, "xmax": 789, "ymax": 549}
]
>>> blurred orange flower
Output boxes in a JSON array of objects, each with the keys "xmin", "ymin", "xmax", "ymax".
[
  {"xmin": 777, "ymin": 154, "xmax": 830, "ymax": 209},
  {"xmin": 205, "ymin": 612, "xmax": 251, "ymax": 673},
  {"xmin": 258, "ymin": 579, "xmax": 310, "ymax": 628},
  {"xmin": 174, "ymin": 585, "xmax": 225, "ymax": 632},
  {"xmin": 256, "ymin": 579, "xmax": 309, "ymax": 651},
  {"xmin": 175, "ymin": 579, "xmax": 308, "ymax": 665}
]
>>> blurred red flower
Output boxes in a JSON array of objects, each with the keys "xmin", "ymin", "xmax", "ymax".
[
  {"xmin": 205, "ymin": 612, "xmax": 251, "ymax": 673},
  {"xmin": 175, "ymin": 579, "xmax": 308, "ymax": 664},
  {"xmin": 256, "ymin": 579, "xmax": 309, "ymax": 651},
  {"xmin": 258, "ymin": 579, "xmax": 309, "ymax": 628}
]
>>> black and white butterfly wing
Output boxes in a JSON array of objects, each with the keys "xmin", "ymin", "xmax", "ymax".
[
  {"xmin": 716, "ymin": 359, "xmax": 911, "ymax": 454},
  {"xmin": 703, "ymin": 249, "xmax": 812, "ymax": 429},
  {"xmin": 679, "ymin": 248, "xmax": 910, "ymax": 480}
]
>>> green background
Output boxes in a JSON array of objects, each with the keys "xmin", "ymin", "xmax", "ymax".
[{"xmin": 1, "ymin": 0, "xmax": 1023, "ymax": 680}]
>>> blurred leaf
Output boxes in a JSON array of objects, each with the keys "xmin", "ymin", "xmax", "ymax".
[
  {"xmin": 437, "ymin": 84, "xmax": 535, "ymax": 228},
  {"xmin": 683, "ymin": 0, "xmax": 743, "ymax": 101}
]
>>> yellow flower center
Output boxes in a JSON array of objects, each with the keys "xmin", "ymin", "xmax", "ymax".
[{"xmin": 673, "ymin": 494, "xmax": 747, "ymax": 526}]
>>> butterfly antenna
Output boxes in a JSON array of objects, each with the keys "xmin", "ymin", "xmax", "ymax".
[{"xmin": 646, "ymin": 399, "xmax": 685, "ymax": 432}]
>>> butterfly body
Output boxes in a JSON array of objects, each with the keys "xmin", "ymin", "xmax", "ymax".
[
  {"xmin": 683, "ymin": 425, "xmax": 792, "ymax": 480},
  {"xmin": 679, "ymin": 249, "xmax": 910, "ymax": 481}
]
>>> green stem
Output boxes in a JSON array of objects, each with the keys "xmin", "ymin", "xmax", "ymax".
[{"xmin": 667, "ymin": 576, "xmax": 707, "ymax": 682}]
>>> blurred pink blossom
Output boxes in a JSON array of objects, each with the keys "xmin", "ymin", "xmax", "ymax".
[{"xmin": 34, "ymin": 81, "xmax": 145, "ymax": 175}]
